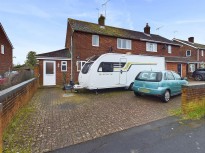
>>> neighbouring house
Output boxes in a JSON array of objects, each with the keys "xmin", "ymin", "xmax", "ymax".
[
  {"xmin": 173, "ymin": 37, "xmax": 205, "ymax": 76},
  {"xmin": 36, "ymin": 49, "xmax": 71, "ymax": 86},
  {"xmin": 0, "ymin": 23, "xmax": 14, "ymax": 75}
]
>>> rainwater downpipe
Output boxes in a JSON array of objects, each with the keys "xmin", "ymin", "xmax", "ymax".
[{"xmin": 70, "ymin": 30, "xmax": 74, "ymax": 81}]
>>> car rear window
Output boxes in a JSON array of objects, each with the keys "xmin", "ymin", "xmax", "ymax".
[{"xmin": 135, "ymin": 72, "xmax": 162, "ymax": 82}]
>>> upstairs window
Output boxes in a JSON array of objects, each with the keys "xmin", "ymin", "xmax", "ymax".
[
  {"xmin": 146, "ymin": 42, "xmax": 157, "ymax": 52},
  {"xmin": 1, "ymin": 45, "xmax": 4, "ymax": 54},
  {"xmin": 92, "ymin": 35, "xmax": 99, "ymax": 47},
  {"xmin": 186, "ymin": 50, "xmax": 191, "ymax": 56},
  {"xmin": 201, "ymin": 50, "xmax": 204, "ymax": 56},
  {"xmin": 168, "ymin": 45, "xmax": 172, "ymax": 54},
  {"xmin": 61, "ymin": 61, "xmax": 67, "ymax": 71},
  {"xmin": 76, "ymin": 61, "xmax": 86, "ymax": 72},
  {"xmin": 117, "ymin": 38, "xmax": 132, "ymax": 50}
]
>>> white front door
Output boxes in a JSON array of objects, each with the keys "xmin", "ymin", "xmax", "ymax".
[
  {"xmin": 119, "ymin": 58, "xmax": 127, "ymax": 84},
  {"xmin": 43, "ymin": 61, "xmax": 56, "ymax": 86}
]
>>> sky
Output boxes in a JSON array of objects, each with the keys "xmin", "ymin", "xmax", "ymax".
[{"xmin": 1, "ymin": 0, "xmax": 205, "ymax": 65}]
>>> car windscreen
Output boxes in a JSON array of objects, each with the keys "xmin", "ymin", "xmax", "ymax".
[
  {"xmin": 81, "ymin": 62, "xmax": 93, "ymax": 74},
  {"xmin": 135, "ymin": 72, "xmax": 162, "ymax": 82}
]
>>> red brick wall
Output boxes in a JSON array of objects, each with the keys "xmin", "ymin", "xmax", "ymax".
[
  {"xmin": 182, "ymin": 64, "xmax": 187, "ymax": 77},
  {"xmin": 71, "ymin": 31, "xmax": 180, "ymax": 81},
  {"xmin": 0, "ymin": 78, "xmax": 39, "ymax": 151},
  {"xmin": 38, "ymin": 60, "xmax": 71, "ymax": 86},
  {"xmin": 56, "ymin": 60, "xmax": 71, "ymax": 85},
  {"xmin": 173, "ymin": 40, "xmax": 198, "ymax": 61},
  {"xmin": 166, "ymin": 62, "xmax": 178, "ymax": 73},
  {"xmin": 166, "ymin": 63, "xmax": 187, "ymax": 77},
  {"xmin": 199, "ymin": 49, "xmax": 205, "ymax": 62},
  {"xmin": 0, "ymin": 27, "xmax": 13, "ymax": 74},
  {"xmin": 182, "ymin": 84, "xmax": 205, "ymax": 114}
]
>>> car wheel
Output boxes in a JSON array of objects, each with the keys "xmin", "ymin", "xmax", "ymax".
[
  {"xmin": 194, "ymin": 75, "xmax": 202, "ymax": 81},
  {"xmin": 162, "ymin": 90, "xmax": 170, "ymax": 103},
  {"xmin": 134, "ymin": 91, "xmax": 141, "ymax": 96}
]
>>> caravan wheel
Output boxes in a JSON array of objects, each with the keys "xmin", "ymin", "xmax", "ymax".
[{"xmin": 128, "ymin": 82, "xmax": 134, "ymax": 90}]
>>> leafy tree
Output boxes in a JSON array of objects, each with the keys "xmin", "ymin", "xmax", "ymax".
[{"xmin": 25, "ymin": 51, "xmax": 37, "ymax": 69}]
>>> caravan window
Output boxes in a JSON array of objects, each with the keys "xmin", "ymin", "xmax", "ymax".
[
  {"xmin": 82, "ymin": 62, "xmax": 93, "ymax": 74},
  {"xmin": 98, "ymin": 62, "xmax": 113, "ymax": 72}
]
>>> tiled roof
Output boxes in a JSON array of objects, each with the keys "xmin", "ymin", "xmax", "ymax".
[
  {"xmin": 36, "ymin": 49, "xmax": 71, "ymax": 58},
  {"xmin": 165, "ymin": 56, "xmax": 199, "ymax": 63},
  {"xmin": 174, "ymin": 39, "xmax": 205, "ymax": 49},
  {"xmin": 68, "ymin": 18, "xmax": 180, "ymax": 46}
]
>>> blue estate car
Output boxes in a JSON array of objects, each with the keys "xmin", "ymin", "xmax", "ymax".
[{"xmin": 132, "ymin": 70, "xmax": 188, "ymax": 102}]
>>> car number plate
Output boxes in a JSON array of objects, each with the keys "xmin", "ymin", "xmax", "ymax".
[{"xmin": 139, "ymin": 88, "xmax": 150, "ymax": 93}]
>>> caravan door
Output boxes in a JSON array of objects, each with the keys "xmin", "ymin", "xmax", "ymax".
[{"xmin": 119, "ymin": 58, "xmax": 127, "ymax": 84}]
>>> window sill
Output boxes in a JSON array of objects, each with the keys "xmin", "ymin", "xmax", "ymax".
[
  {"xmin": 117, "ymin": 48, "xmax": 132, "ymax": 50},
  {"xmin": 146, "ymin": 50, "xmax": 157, "ymax": 52},
  {"xmin": 92, "ymin": 45, "xmax": 99, "ymax": 47}
]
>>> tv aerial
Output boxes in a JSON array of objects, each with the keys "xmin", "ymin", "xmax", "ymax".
[{"xmin": 102, "ymin": 0, "xmax": 111, "ymax": 18}]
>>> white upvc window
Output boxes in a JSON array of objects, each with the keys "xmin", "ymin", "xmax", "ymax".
[
  {"xmin": 117, "ymin": 38, "xmax": 132, "ymax": 50},
  {"xmin": 61, "ymin": 61, "xmax": 67, "ymax": 71},
  {"xmin": 186, "ymin": 50, "xmax": 191, "ymax": 56},
  {"xmin": 168, "ymin": 45, "xmax": 172, "ymax": 54},
  {"xmin": 1, "ymin": 45, "xmax": 4, "ymax": 54},
  {"xmin": 201, "ymin": 50, "xmax": 204, "ymax": 56},
  {"xmin": 92, "ymin": 35, "xmax": 99, "ymax": 47},
  {"xmin": 146, "ymin": 42, "xmax": 157, "ymax": 52},
  {"xmin": 76, "ymin": 61, "xmax": 86, "ymax": 72}
]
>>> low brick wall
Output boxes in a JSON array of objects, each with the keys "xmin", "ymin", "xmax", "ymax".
[
  {"xmin": 0, "ymin": 78, "xmax": 39, "ymax": 152},
  {"xmin": 181, "ymin": 84, "xmax": 205, "ymax": 114}
]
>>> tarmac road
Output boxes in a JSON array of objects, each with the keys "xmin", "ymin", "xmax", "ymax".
[{"xmin": 49, "ymin": 117, "xmax": 205, "ymax": 153}]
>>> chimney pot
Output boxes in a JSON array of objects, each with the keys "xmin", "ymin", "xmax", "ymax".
[
  {"xmin": 144, "ymin": 23, "xmax": 150, "ymax": 34},
  {"xmin": 188, "ymin": 37, "xmax": 194, "ymax": 43},
  {"xmin": 98, "ymin": 14, "xmax": 105, "ymax": 26}
]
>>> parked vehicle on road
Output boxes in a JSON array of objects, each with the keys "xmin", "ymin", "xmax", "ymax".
[
  {"xmin": 192, "ymin": 68, "xmax": 205, "ymax": 81},
  {"xmin": 132, "ymin": 70, "xmax": 188, "ymax": 102},
  {"xmin": 74, "ymin": 53, "xmax": 165, "ymax": 90}
]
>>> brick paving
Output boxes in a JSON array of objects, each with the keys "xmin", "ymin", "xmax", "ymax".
[{"xmin": 3, "ymin": 88, "xmax": 181, "ymax": 153}]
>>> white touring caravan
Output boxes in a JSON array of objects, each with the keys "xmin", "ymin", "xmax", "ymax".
[{"xmin": 74, "ymin": 53, "xmax": 165, "ymax": 90}]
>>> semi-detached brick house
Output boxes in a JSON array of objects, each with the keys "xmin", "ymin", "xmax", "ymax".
[
  {"xmin": 173, "ymin": 37, "xmax": 205, "ymax": 75},
  {"xmin": 37, "ymin": 15, "xmax": 191, "ymax": 86},
  {"xmin": 65, "ymin": 15, "xmax": 186, "ymax": 82},
  {"xmin": 0, "ymin": 23, "xmax": 13, "ymax": 75}
]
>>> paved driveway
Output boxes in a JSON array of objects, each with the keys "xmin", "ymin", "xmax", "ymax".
[{"xmin": 3, "ymin": 88, "xmax": 181, "ymax": 153}]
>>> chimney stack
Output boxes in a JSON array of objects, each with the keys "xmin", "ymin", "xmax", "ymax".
[
  {"xmin": 144, "ymin": 23, "xmax": 150, "ymax": 35},
  {"xmin": 188, "ymin": 37, "xmax": 194, "ymax": 43},
  {"xmin": 98, "ymin": 14, "xmax": 105, "ymax": 26}
]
